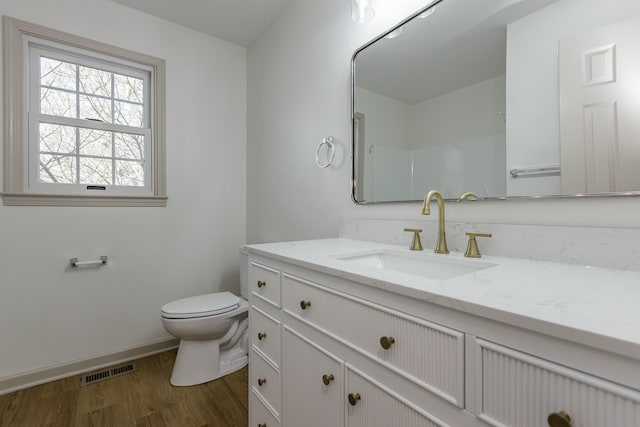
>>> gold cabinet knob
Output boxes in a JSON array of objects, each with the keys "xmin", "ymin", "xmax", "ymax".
[
  {"xmin": 257, "ymin": 280, "xmax": 266, "ymax": 288},
  {"xmin": 257, "ymin": 332, "xmax": 267, "ymax": 341},
  {"xmin": 348, "ymin": 393, "xmax": 361, "ymax": 406},
  {"xmin": 257, "ymin": 378, "xmax": 267, "ymax": 386},
  {"xmin": 548, "ymin": 411, "xmax": 572, "ymax": 427},
  {"xmin": 300, "ymin": 300, "xmax": 312, "ymax": 310},
  {"xmin": 322, "ymin": 374, "xmax": 335, "ymax": 385},
  {"xmin": 379, "ymin": 336, "xmax": 395, "ymax": 349}
]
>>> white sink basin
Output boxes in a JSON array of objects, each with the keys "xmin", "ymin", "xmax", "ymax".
[{"xmin": 334, "ymin": 250, "xmax": 496, "ymax": 280}]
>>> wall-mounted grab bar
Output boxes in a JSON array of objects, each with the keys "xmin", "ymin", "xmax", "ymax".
[
  {"xmin": 70, "ymin": 256, "xmax": 107, "ymax": 268},
  {"xmin": 509, "ymin": 165, "xmax": 560, "ymax": 178}
]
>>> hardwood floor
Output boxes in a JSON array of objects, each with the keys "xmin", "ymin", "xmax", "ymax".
[{"xmin": 0, "ymin": 350, "xmax": 248, "ymax": 427}]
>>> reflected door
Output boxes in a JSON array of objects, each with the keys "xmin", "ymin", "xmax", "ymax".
[{"xmin": 559, "ymin": 17, "xmax": 640, "ymax": 193}]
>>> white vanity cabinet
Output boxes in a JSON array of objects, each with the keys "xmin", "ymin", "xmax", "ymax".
[
  {"xmin": 247, "ymin": 246, "xmax": 640, "ymax": 427},
  {"xmin": 249, "ymin": 256, "xmax": 465, "ymax": 427},
  {"xmin": 473, "ymin": 339, "xmax": 640, "ymax": 427},
  {"xmin": 281, "ymin": 325, "xmax": 451, "ymax": 427},
  {"xmin": 249, "ymin": 261, "xmax": 283, "ymax": 427}
]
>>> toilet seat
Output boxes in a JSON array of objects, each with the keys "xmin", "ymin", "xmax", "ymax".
[{"xmin": 161, "ymin": 292, "xmax": 241, "ymax": 319}]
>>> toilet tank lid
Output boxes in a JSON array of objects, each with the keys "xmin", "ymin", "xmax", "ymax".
[{"xmin": 161, "ymin": 292, "xmax": 240, "ymax": 319}]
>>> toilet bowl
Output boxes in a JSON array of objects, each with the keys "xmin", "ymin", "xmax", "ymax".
[{"xmin": 160, "ymin": 249, "xmax": 250, "ymax": 386}]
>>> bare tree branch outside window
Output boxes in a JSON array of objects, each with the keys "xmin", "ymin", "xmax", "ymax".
[{"xmin": 38, "ymin": 56, "xmax": 147, "ymax": 187}]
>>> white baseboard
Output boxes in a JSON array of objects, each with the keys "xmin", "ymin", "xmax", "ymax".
[{"xmin": 0, "ymin": 338, "xmax": 179, "ymax": 396}]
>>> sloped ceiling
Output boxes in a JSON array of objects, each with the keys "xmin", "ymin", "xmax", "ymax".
[{"xmin": 110, "ymin": 0, "xmax": 295, "ymax": 47}]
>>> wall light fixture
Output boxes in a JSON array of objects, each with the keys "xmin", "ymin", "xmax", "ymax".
[{"xmin": 351, "ymin": 0, "xmax": 375, "ymax": 23}]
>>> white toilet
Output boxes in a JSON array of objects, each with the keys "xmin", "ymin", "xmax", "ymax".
[{"xmin": 160, "ymin": 249, "xmax": 249, "ymax": 386}]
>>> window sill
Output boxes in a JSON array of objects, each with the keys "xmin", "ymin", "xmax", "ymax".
[{"xmin": 2, "ymin": 193, "xmax": 168, "ymax": 207}]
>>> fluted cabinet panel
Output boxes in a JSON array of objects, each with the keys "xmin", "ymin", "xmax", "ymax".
[
  {"xmin": 346, "ymin": 365, "xmax": 449, "ymax": 427},
  {"xmin": 477, "ymin": 339, "xmax": 640, "ymax": 427},
  {"xmin": 283, "ymin": 274, "xmax": 464, "ymax": 406}
]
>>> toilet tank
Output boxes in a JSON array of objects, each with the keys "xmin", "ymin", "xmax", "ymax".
[{"xmin": 239, "ymin": 247, "xmax": 249, "ymax": 299}]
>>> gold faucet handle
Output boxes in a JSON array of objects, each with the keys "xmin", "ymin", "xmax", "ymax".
[
  {"xmin": 403, "ymin": 228, "xmax": 423, "ymax": 251},
  {"xmin": 464, "ymin": 232, "xmax": 492, "ymax": 258}
]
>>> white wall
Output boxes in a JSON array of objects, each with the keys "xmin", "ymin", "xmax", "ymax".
[
  {"xmin": 0, "ymin": 0, "xmax": 246, "ymax": 380},
  {"xmin": 409, "ymin": 74, "xmax": 506, "ymax": 199},
  {"xmin": 409, "ymin": 74, "xmax": 505, "ymax": 149},
  {"xmin": 355, "ymin": 87, "xmax": 412, "ymax": 201},
  {"xmin": 355, "ymin": 87, "xmax": 412, "ymax": 150},
  {"xmin": 356, "ymin": 75, "xmax": 506, "ymax": 201},
  {"xmin": 506, "ymin": 0, "xmax": 640, "ymax": 196},
  {"xmin": 247, "ymin": 0, "xmax": 640, "ymax": 246}
]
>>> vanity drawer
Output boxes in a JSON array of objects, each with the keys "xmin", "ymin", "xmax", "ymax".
[
  {"xmin": 250, "ymin": 389, "xmax": 280, "ymax": 427},
  {"xmin": 252, "ymin": 349, "xmax": 281, "ymax": 416},
  {"xmin": 282, "ymin": 273, "xmax": 465, "ymax": 407},
  {"xmin": 251, "ymin": 305, "xmax": 281, "ymax": 367},
  {"xmin": 475, "ymin": 339, "xmax": 640, "ymax": 427},
  {"xmin": 251, "ymin": 262, "xmax": 281, "ymax": 307}
]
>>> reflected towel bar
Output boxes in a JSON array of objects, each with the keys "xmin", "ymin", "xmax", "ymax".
[
  {"xmin": 70, "ymin": 256, "xmax": 107, "ymax": 267},
  {"xmin": 509, "ymin": 165, "xmax": 560, "ymax": 178}
]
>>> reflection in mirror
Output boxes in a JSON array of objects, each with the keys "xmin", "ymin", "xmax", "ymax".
[{"xmin": 351, "ymin": 0, "xmax": 640, "ymax": 203}]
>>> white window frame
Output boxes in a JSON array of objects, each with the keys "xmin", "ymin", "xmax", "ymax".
[{"xmin": 3, "ymin": 16, "xmax": 167, "ymax": 206}]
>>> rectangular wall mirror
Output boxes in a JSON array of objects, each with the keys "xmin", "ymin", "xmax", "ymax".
[{"xmin": 351, "ymin": 0, "xmax": 640, "ymax": 203}]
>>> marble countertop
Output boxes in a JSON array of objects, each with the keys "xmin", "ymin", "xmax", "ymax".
[{"xmin": 245, "ymin": 238, "xmax": 640, "ymax": 359}]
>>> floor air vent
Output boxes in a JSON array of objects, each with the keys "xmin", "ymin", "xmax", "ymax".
[{"xmin": 80, "ymin": 361, "xmax": 138, "ymax": 387}]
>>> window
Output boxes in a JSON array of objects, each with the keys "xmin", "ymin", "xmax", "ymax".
[{"xmin": 3, "ymin": 17, "xmax": 166, "ymax": 206}]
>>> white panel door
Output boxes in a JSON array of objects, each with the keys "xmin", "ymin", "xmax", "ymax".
[
  {"xmin": 282, "ymin": 327, "xmax": 343, "ymax": 427},
  {"xmin": 559, "ymin": 16, "xmax": 640, "ymax": 193}
]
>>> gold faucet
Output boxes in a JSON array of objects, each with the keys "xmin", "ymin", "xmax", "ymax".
[
  {"xmin": 421, "ymin": 190, "xmax": 448, "ymax": 254},
  {"xmin": 456, "ymin": 191, "xmax": 478, "ymax": 202}
]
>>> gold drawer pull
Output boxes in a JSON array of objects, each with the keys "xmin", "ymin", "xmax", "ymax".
[
  {"xmin": 257, "ymin": 280, "xmax": 266, "ymax": 288},
  {"xmin": 258, "ymin": 378, "xmax": 267, "ymax": 386},
  {"xmin": 348, "ymin": 393, "xmax": 361, "ymax": 406},
  {"xmin": 257, "ymin": 332, "xmax": 267, "ymax": 341},
  {"xmin": 300, "ymin": 300, "xmax": 312, "ymax": 310},
  {"xmin": 322, "ymin": 374, "xmax": 335, "ymax": 385},
  {"xmin": 380, "ymin": 336, "xmax": 395, "ymax": 349},
  {"xmin": 548, "ymin": 411, "xmax": 572, "ymax": 427}
]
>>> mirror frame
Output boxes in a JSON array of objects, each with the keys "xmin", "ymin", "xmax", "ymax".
[{"xmin": 350, "ymin": 0, "xmax": 640, "ymax": 204}]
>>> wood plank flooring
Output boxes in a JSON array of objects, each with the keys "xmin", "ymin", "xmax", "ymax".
[{"xmin": 0, "ymin": 350, "xmax": 248, "ymax": 427}]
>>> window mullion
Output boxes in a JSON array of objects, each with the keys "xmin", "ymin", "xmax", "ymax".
[
  {"xmin": 75, "ymin": 63, "xmax": 80, "ymax": 184},
  {"xmin": 111, "ymin": 72, "xmax": 116, "ymax": 186}
]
